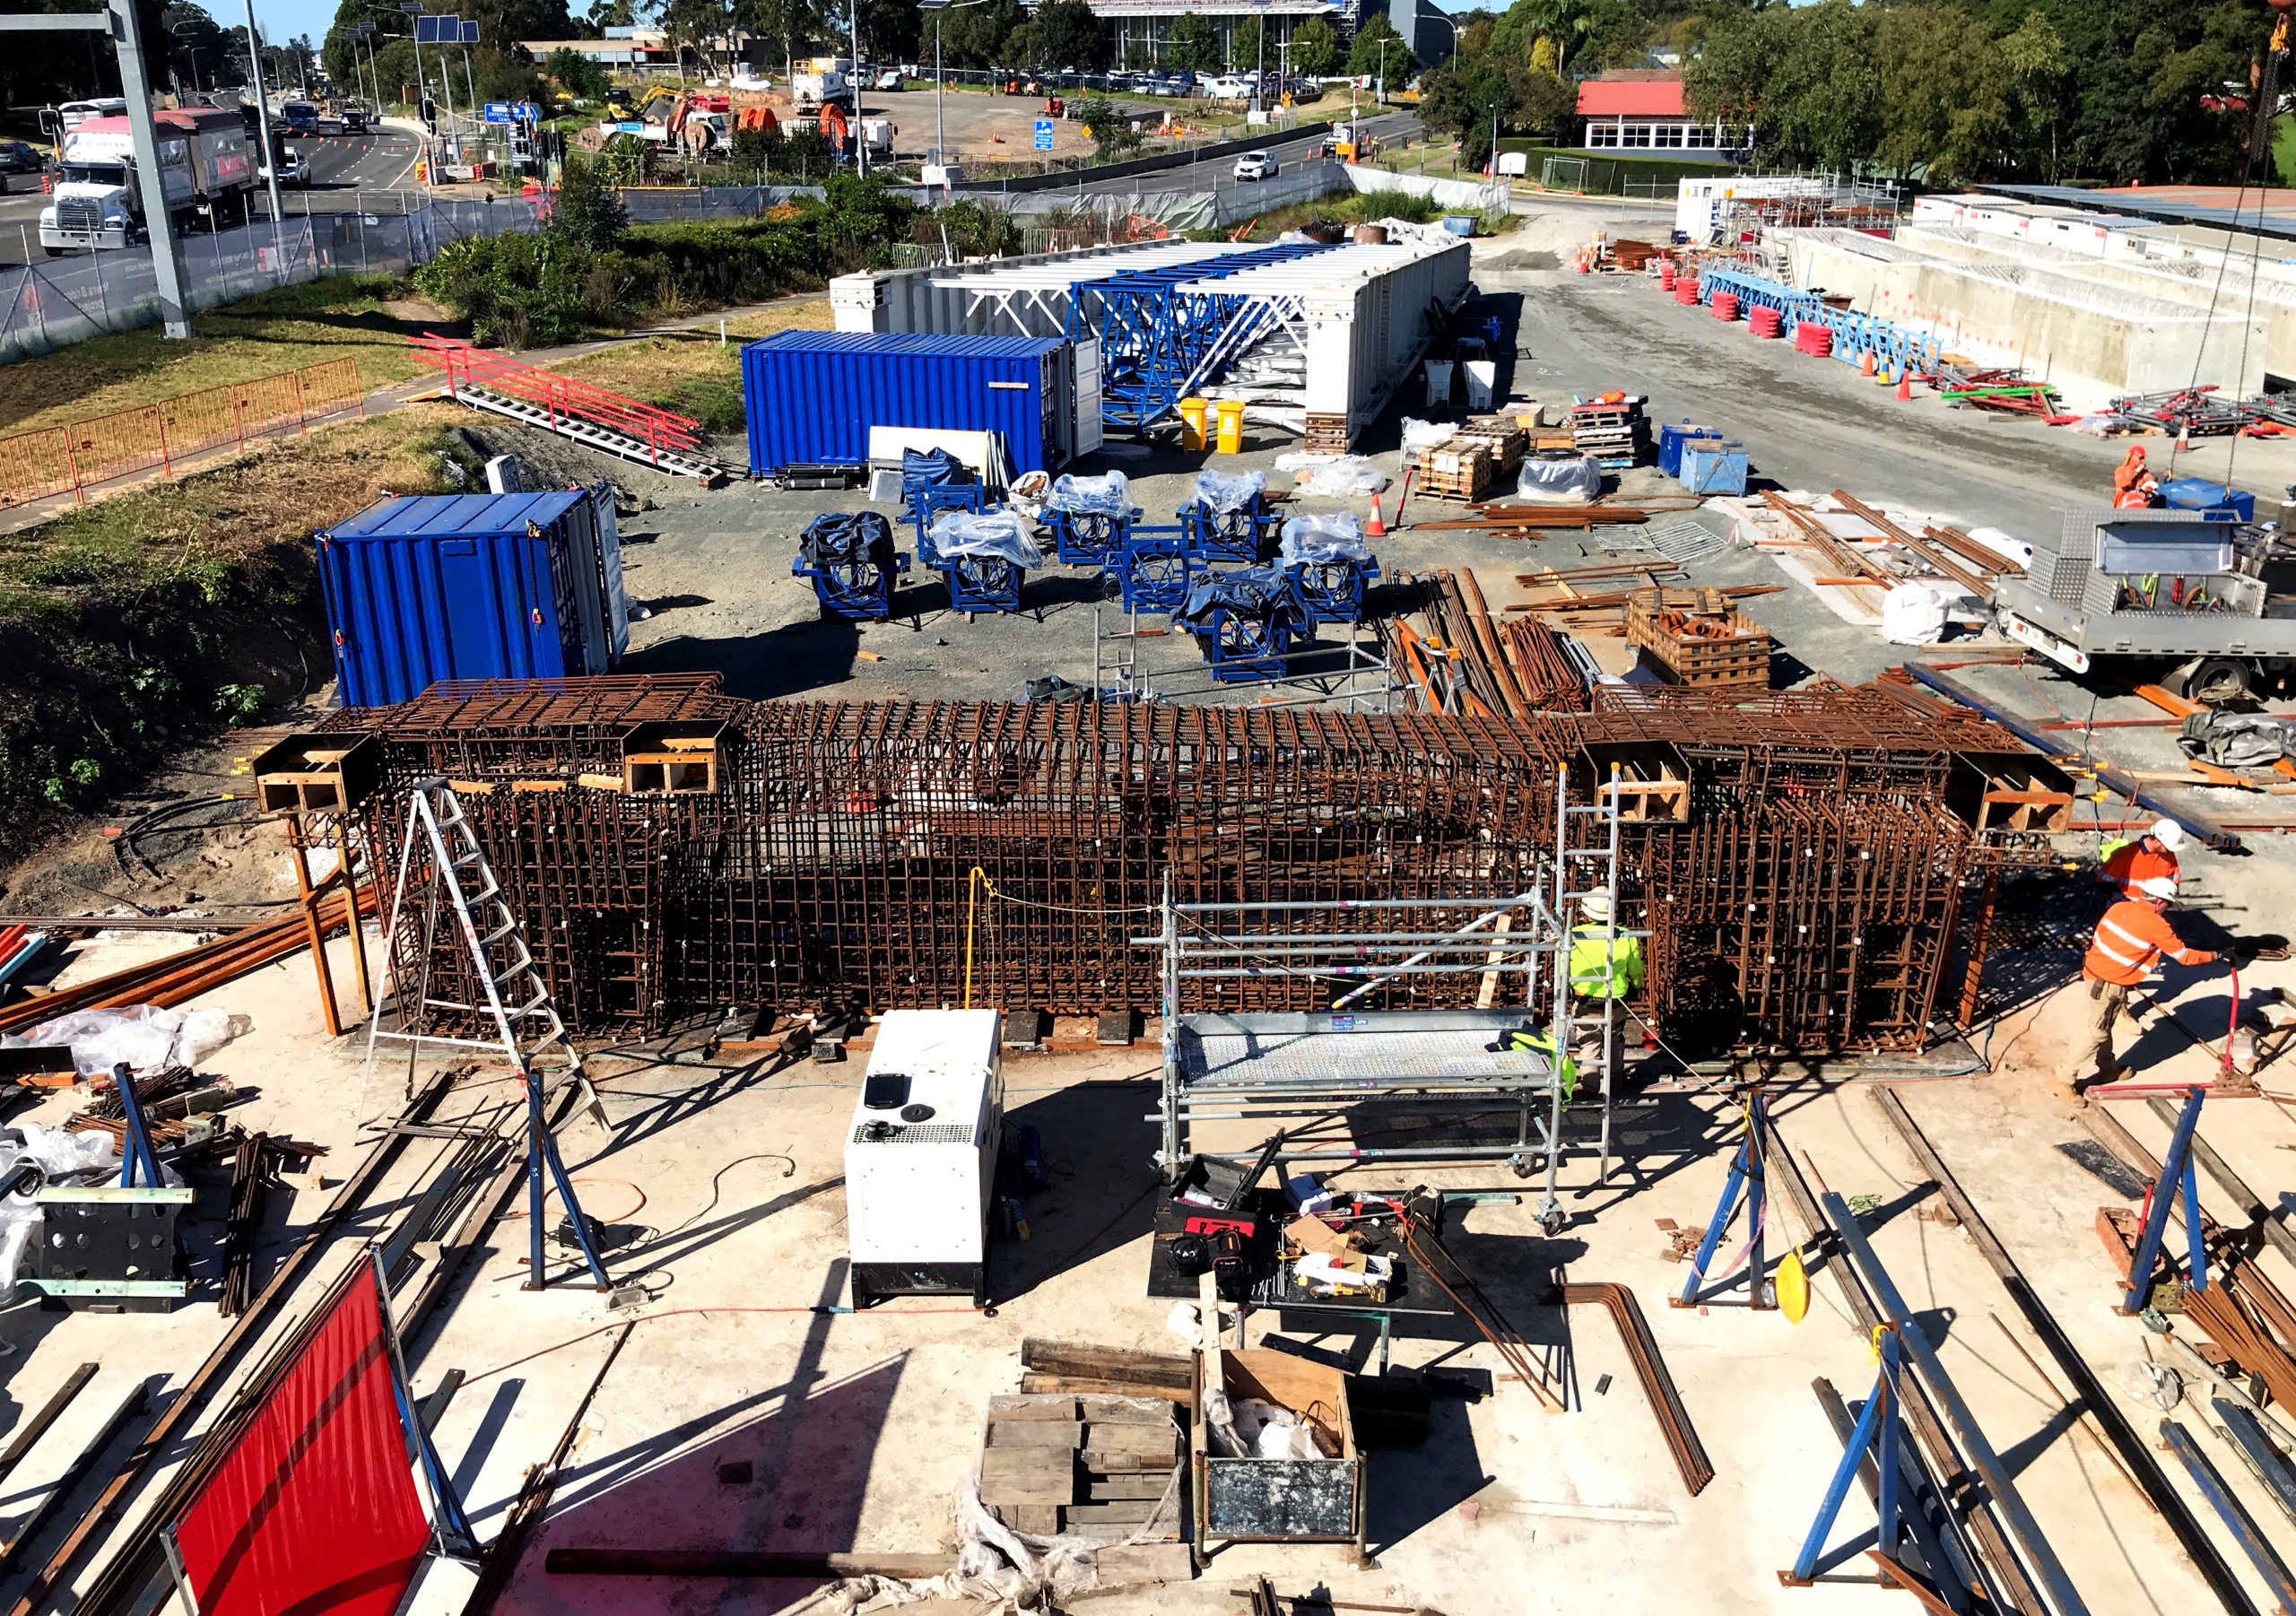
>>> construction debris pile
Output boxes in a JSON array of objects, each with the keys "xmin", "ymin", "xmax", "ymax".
[{"xmin": 284, "ymin": 673, "xmax": 2073, "ymax": 1055}]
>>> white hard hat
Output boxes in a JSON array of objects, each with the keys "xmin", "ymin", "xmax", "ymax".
[
  {"xmin": 2150, "ymin": 819, "xmax": 2188, "ymax": 853},
  {"xmin": 1579, "ymin": 890, "xmax": 1613, "ymax": 921},
  {"xmin": 2136, "ymin": 876, "xmax": 2179, "ymax": 901}
]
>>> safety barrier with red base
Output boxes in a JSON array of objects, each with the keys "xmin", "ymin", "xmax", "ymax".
[{"xmin": 408, "ymin": 332, "xmax": 727, "ymax": 482}]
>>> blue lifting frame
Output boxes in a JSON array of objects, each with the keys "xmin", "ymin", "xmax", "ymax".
[
  {"xmin": 1117, "ymin": 528, "xmax": 1197, "ymax": 614},
  {"xmin": 1284, "ymin": 555, "xmax": 1381, "ymax": 624},
  {"xmin": 792, "ymin": 517, "xmax": 909, "ymax": 621},
  {"xmin": 1042, "ymin": 504, "xmax": 1135, "ymax": 569},
  {"xmin": 906, "ymin": 482, "xmax": 985, "ymax": 565},
  {"xmin": 1698, "ymin": 264, "xmax": 1940, "ymax": 378},
  {"xmin": 2118, "ymin": 1085, "xmax": 2209, "ymax": 1316},
  {"xmin": 1674, "ymin": 1088, "xmax": 1773, "ymax": 1309},
  {"xmin": 1178, "ymin": 494, "xmax": 1277, "ymax": 563},
  {"xmin": 935, "ymin": 551, "xmax": 1026, "ymax": 615},
  {"xmin": 1074, "ymin": 242, "xmax": 1339, "ymax": 428},
  {"xmin": 1187, "ymin": 595, "xmax": 1305, "ymax": 683}
]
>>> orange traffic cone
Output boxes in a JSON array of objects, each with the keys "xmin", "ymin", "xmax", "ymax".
[
  {"xmin": 2177, "ymin": 417, "xmax": 2191, "ymax": 452},
  {"xmin": 1366, "ymin": 491, "xmax": 1387, "ymax": 538},
  {"xmin": 1896, "ymin": 369, "xmax": 1913, "ymax": 403},
  {"xmin": 1861, "ymin": 350, "xmax": 1876, "ymax": 378}
]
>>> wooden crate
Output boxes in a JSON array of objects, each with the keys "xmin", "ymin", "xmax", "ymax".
[
  {"xmin": 1625, "ymin": 587, "xmax": 1773, "ymax": 689},
  {"xmin": 1455, "ymin": 420, "xmax": 1528, "ymax": 473},
  {"xmin": 1416, "ymin": 441, "xmax": 1494, "ymax": 502},
  {"xmin": 1303, "ymin": 412, "xmax": 1351, "ymax": 455}
]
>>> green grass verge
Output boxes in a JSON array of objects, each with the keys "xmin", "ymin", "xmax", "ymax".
[{"xmin": 547, "ymin": 299, "xmax": 831, "ymax": 432}]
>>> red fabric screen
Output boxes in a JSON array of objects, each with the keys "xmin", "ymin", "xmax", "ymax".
[{"xmin": 173, "ymin": 1266, "xmax": 431, "ymax": 1616}]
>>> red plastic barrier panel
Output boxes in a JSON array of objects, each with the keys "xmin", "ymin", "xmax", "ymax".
[{"xmin": 172, "ymin": 1267, "xmax": 430, "ymax": 1616}]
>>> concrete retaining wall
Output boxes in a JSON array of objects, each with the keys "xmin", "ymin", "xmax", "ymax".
[{"xmin": 1777, "ymin": 227, "xmax": 2268, "ymax": 404}]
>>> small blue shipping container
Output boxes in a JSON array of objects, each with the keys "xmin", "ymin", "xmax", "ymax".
[
  {"xmin": 743, "ymin": 331, "xmax": 1070, "ymax": 477},
  {"xmin": 317, "ymin": 491, "xmax": 624, "ymax": 708}
]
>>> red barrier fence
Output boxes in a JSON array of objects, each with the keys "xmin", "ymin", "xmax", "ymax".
[
  {"xmin": 0, "ymin": 355, "xmax": 366, "ymax": 511},
  {"xmin": 409, "ymin": 330, "xmax": 703, "ymax": 465}
]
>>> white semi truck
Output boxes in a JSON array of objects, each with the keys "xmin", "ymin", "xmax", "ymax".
[{"xmin": 39, "ymin": 108, "xmax": 257, "ymax": 254}]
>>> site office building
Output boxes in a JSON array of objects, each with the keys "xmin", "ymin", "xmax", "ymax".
[{"xmin": 1574, "ymin": 71, "xmax": 1746, "ymax": 155}]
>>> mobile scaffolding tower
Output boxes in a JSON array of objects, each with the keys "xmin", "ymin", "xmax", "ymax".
[
  {"xmin": 1092, "ymin": 605, "xmax": 1396, "ymax": 711},
  {"xmin": 1137, "ymin": 767, "xmax": 1631, "ymax": 1235}
]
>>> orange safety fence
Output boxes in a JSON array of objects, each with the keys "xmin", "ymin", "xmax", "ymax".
[
  {"xmin": 0, "ymin": 356, "xmax": 366, "ymax": 511},
  {"xmin": 409, "ymin": 331, "xmax": 705, "ymax": 464}
]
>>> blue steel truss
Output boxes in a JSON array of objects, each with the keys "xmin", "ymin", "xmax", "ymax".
[
  {"xmin": 1697, "ymin": 264, "xmax": 1941, "ymax": 378},
  {"xmin": 1070, "ymin": 242, "xmax": 1341, "ymax": 429}
]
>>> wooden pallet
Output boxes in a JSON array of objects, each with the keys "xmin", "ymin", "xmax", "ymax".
[
  {"xmin": 1303, "ymin": 412, "xmax": 1351, "ymax": 455},
  {"xmin": 1416, "ymin": 443, "xmax": 1495, "ymax": 502},
  {"xmin": 979, "ymin": 1391, "xmax": 1186, "ymax": 1542}
]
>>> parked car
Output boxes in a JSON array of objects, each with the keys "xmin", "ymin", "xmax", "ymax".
[
  {"xmin": 262, "ymin": 147, "xmax": 310, "ymax": 187},
  {"xmin": 0, "ymin": 141, "xmax": 44, "ymax": 178},
  {"xmin": 1204, "ymin": 76, "xmax": 1252, "ymax": 100},
  {"xmin": 1233, "ymin": 150, "xmax": 1276, "ymax": 181},
  {"xmin": 874, "ymin": 69, "xmax": 901, "ymax": 90}
]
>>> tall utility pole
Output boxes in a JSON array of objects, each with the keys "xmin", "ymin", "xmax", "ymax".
[
  {"xmin": 243, "ymin": 0, "xmax": 286, "ymax": 251},
  {"xmin": 850, "ymin": 0, "xmax": 865, "ymax": 177},
  {"xmin": 0, "ymin": 2, "xmax": 192, "ymax": 336}
]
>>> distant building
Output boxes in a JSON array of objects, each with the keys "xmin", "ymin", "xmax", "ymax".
[
  {"xmin": 1035, "ymin": 0, "xmax": 1452, "ymax": 74},
  {"xmin": 1574, "ymin": 70, "xmax": 1746, "ymax": 156},
  {"xmin": 522, "ymin": 35, "xmax": 675, "ymax": 72}
]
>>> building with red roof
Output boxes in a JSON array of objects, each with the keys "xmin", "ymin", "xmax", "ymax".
[{"xmin": 1572, "ymin": 70, "xmax": 1747, "ymax": 158}]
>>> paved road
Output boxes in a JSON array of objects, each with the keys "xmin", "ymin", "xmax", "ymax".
[
  {"xmin": 0, "ymin": 132, "xmax": 422, "ymax": 269},
  {"xmin": 957, "ymin": 109, "xmax": 1422, "ymax": 203}
]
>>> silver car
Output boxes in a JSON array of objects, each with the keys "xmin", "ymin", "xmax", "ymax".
[{"xmin": 1232, "ymin": 151, "xmax": 1276, "ymax": 181}]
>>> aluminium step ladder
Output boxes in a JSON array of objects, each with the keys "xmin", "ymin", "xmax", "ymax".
[
  {"xmin": 1552, "ymin": 763, "xmax": 1631, "ymax": 1195},
  {"xmin": 445, "ymin": 383, "xmax": 729, "ymax": 482},
  {"xmin": 367, "ymin": 778, "xmax": 616, "ymax": 1290}
]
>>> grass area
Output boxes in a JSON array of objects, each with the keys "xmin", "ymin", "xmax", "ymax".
[
  {"xmin": 0, "ymin": 274, "xmax": 447, "ymax": 437},
  {"xmin": 0, "ymin": 404, "xmax": 465, "ymax": 619},
  {"xmin": 547, "ymin": 298, "xmax": 832, "ymax": 432}
]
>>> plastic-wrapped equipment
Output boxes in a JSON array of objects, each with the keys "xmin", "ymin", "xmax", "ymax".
[
  {"xmin": 1278, "ymin": 513, "xmax": 1372, "ymax": 565},
  {"xmin": 1516, "ymin": 450, "xmax": 1603, "ymax": 503},
  {"xmin": 0, "ymin": 1004, "xmax": 251, "ymax": 1075},
  {"xmin": 1046, "ymin": 471, "xmax": 1133, "ymax": 517},
  {"xmin": 929, "ymin": 508, "xmax": 1045, "ymax": 570},
  {"xmin": 1177, "ymin": 567, "xmax": 1298, "ymax": 631},
  {"xmin": 798, "ymin": 510, "xmax": 900, "ymax": 570},
  {"xmin": 1399, "ymin": 418, "xmax": 1454, "ymax": 453},
  {"xmin": 1300, "ymin": 456, "xmax": 1388, "ymax": 498},
  {"xmin": 900, "ymin": 447, "xmax": 969, "ymax": 489},
  {"xmin": 1193, "ymin": 469, "xmax": 1265, "ymax": 515}
]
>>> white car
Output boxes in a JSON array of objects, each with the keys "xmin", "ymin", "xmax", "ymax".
[
  {"xmin": 1204, "ymin": 75, "xmax": 1252, "ymax": 99},
  {"xmin": 262, "ymin": 148, "xmax": 310, "ymax": 187},
  {"xmin": 875, "ymin": 69, "xmax": 902, "ymax": 90},
  {"xmin": 1233, "ymin": 151, "xmax": 1276, "ymax": 181}
]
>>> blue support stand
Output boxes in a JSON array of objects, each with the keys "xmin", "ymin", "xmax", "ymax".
[
  {"xmin": 1284, "ymin": 557, "xmax": 1381, "ymax": 624},
  {"xmin": 1675, "ymin": 1088, "xmax": 1772, "ymax": 1309},
  {"xmin": 1784, "ymin": 1327, "xmax": 1907, "ymax": 1586},
  {"xmin": 371, "ymin": 1247, "xmax": 483, "ymax": 1560},
  {"xmin": 113, "ymin": 1062, "xmax": 165, "ymax": 1189},
  {"xmin": 526, "ymin": 1064, "xmax": 613, "ymax": 1290},
  {"xmin": 2119, "ymin": 1085, "xmax": 2209, "ymax": 1315},
  {"xmin": 1178, "ymin": 495, "xmax": 1275, "ymax": 563},
  {"xmin": 905, "ymin": 482, "xmax": 984, "ymax": 566},
  {"xmin": 935, "ymin": 553, "xmax": 1026, "ymax": 615},
  {"xmin": 1043, "ymin": 505, "xmax": 1134, "ymax": 568}
]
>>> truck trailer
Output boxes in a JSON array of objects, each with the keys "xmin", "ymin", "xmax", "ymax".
[
  {"xmin": 39, "ymin": 109, "xmax": 257, "ymax": 253},
  {"xmin": 1990, "ymin": 505, "xmax": 2296, "ymax": 704}
]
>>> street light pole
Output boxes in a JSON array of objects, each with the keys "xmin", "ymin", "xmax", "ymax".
[{"xmin": 243, "ymin": 0, "xmax": 286, "ymax": 254}]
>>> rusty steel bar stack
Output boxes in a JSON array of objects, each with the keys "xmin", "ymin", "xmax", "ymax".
[{"xmin": 312, "ymin": 678, "xmax": 2064, "ymax": 1055}]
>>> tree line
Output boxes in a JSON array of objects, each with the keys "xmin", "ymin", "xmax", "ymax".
[{"xmin": 1414, "ymin": 0, "xmax": 2284, "ymax": 187}]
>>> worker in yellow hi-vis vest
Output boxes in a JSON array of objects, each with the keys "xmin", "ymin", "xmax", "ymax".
[{"xmin": 1568, "ymin": 889, "xmax": 1644, "ymax": 1091}]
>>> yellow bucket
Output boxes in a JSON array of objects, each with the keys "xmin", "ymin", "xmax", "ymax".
[
  {"xmin": 1214, "ymin": 399, "xmax": 1246, "ymax": 455},
  {"xmin": 1178, "ymin": 395, "xmax": 1209, "ymax": 451}
]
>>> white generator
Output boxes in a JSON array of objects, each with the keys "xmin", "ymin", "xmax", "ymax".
[{"xmin": 844, "ymin": 1009, "xmax": 1004, "ymax": 1308}]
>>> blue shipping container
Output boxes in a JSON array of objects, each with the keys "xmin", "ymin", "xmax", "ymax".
[
  {"xmin": 743, "ymin": 331, "xmax": 1067, "ymax": 477},
  {"xmin": 317, "ymin": 491, "xmax": 620, "ymax": 708}
]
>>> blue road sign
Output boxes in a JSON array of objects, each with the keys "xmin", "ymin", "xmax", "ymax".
[
  {"xmin": 516, "ymin": 101, "xmax": 540, "ymax": 123},
  {"xmin": 483, "ymin": 101, "xmax": 514, "ymax": 123},
  {"xmin": 1034, "ymin": 117, "xmax": 1054, "ymax": 151}
]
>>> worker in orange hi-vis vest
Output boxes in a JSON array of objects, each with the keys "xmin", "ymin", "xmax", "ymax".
[
  {"xmin": 2058, "ymin": 876, "xmax": 2216, "ymax": 1101},
  {"xmin": 2096, "ymin": 817, "xmax": 2186, "ymax": 899}
]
